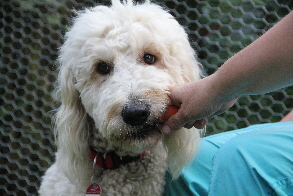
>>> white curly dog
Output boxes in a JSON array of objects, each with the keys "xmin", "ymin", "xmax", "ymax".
[{"xmin": 39, "ymin": 0, "xmax": 202, "ymax": 195}]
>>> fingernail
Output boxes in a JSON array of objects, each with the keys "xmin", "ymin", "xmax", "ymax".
[{"xmin": 162, "ymin": 126, "xmax": 172, "ymax": 134}]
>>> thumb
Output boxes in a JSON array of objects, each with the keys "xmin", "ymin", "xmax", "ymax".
[
  {"xmin": 162, "ymin": 84, "xmax": 191, "ymax": 133},
  {"xmin": 161, "ymin": 109, "xmax": 187, "ymax": 134}
]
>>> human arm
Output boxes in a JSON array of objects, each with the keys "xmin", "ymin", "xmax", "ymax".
[{"xmin": 162, "ymin": 11, "xmax": 293, "ymax": 134}]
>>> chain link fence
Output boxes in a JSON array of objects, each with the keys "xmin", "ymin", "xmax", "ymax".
[{"xmin": 1, "ymin": 0, "xmax": 292, "ymax": 195}]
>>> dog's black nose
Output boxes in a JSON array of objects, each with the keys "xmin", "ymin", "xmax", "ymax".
[{"xmin": 122, "ymin": 101, "xmax": 151, "ymax": 126}]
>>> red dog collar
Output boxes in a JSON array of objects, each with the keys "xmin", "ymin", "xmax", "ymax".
[{"xmin": 89, "ymin": 148, "xmax": 146, "ymax": 169}]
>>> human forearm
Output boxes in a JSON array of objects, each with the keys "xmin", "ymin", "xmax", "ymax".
[
  {"xmin": 211, "ymin": 11, "xmax": 293, "ymax": 100},
  {"xmin": 162, "ymin": 11, "xmax": 293, "ymax": 133}
]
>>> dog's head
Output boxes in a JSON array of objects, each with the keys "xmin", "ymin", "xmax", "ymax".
[{"xmin": 55, "ymin": 0, "xmax": 202, "ymax": 182}]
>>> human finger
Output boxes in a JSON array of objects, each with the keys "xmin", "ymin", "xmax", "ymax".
[
  {"xmin": 167, "ymin": 84, "xmax": 186, "ymax": 107},
  {"xmin": 161, "ymin": 108, "xmax": 190, "ymax": 134},
  {"xmin": 193, "ymin": 118, "xmax": 208, "ymax": 129},
  {"xmin": 183, "ymin": 118, "xmax": 208, "ymax": 129}
]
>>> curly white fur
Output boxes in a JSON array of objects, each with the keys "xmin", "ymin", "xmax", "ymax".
[{"xmin": 39, "ymin": 0, "xmax": 202, "ymax": 195}]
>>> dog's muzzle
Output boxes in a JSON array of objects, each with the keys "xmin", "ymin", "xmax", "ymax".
[{"xmin": 121, "ymin": 100, "xmax": 151, "ymax": 126}]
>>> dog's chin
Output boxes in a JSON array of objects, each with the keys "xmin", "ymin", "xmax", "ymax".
[{"xmin": 107, "ymin": 124, "xmax": 163, "ymax": 156}]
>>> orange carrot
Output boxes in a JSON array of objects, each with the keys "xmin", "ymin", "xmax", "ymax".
[{"xmin": 161, "ymin": 106, "xmax": 179, "ymax": 121}]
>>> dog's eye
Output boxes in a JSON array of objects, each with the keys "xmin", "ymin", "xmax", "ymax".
[
  {"xmin": 96, "ymin": 61, "xmax": 112, "ymax": 75},
  {"xmin": 143, "ymin": 54, "xmax": 156, "ymax": 65}
]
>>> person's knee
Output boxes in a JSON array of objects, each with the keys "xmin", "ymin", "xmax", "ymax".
[
  {"xmin": 211, "ymin": 131, "xmax": 265, "ymax": 175},
  {"xmin": 215, "ymin": 133, "xmax": 254, "ymax": 160}
]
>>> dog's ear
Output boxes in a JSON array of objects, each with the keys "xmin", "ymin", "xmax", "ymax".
[
  {"xmin": 175, "ymin": 41, "xmax": 203, "ymax": 83},
  {"xmin": 163, "ymin": 127, "xmax": 200, "ymax": 179},
  {"xmin": 54, "ymin": 62, "xmax": 92, "ymax": 187},
  {"xmin": 55, "ymin": 66, "xmax": 89, "ymax": 152},
  {"xmin": 163, "ymin": 24, "xmax": 203, "ymax": 178}
]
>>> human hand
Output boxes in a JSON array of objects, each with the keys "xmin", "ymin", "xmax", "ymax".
[
  {"xmin": 162, "ymin": 77, "xmax": 237, "ymax": 134},
  {"xmin": 161, "ymin": 105, "xmax": 208, "ymax": 129}
]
